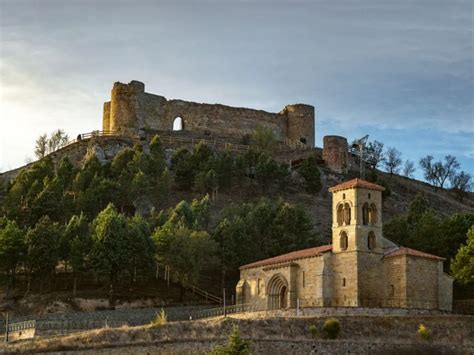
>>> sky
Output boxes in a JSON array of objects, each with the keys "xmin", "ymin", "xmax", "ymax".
[{"xmin": 0, "ymin": 0, "xmax": 473, "ymax": 181}]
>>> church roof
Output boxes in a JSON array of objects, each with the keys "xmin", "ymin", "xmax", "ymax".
[
  {"xmin": 239, "ymin": 244, "xmax": 332, "ymax": 270},
  {"xmin": 328, "ymin": 178, "xmax": 385, "ymax": 192},
  {"xmin": 384, "ymin": 247, "xmax": 445, "ymax": 261}
]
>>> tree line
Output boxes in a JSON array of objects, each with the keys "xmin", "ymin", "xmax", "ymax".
[
  {"xmin": 0, "ymin": 130, "xmax": 323, "ymax": 295},
  {"xmin": 352, "ymin": 139, "xmax": 472, "ymax": 201},
  {"xmin": 0, "ymin": 195, "xmax": 321, "ymax": 297}
]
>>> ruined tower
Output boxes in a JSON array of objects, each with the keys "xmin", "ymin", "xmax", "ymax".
[
  {"xmin": 323, "ymin": 135, "xmax": 349, "ymax": 173},
  {"xmin": 283, "ymin": 104, "xmax": 315, "ymax": 146}
]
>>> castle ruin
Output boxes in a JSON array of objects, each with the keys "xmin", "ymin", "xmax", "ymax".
[{"xmin": 102, "ymin": 81, "xmax": 315, "ymax": 147}]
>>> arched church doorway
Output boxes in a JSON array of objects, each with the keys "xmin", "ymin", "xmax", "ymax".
[{"xmin": 267, "ymin": 274, "xmax": 289, "ymax": 309}]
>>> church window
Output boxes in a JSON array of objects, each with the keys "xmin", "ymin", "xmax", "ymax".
[
  {"xmin": 340, "ymin": 231, "xmax": 348, "ymax": 250},
  {"xmin": 257, "ymin": 278, "xmax": 261, "ymax": 295},
  {"xmin": 368, "ymin": 231, "xmax": 376, "ymax": 250},
  {"xmin": 172, "ymin": 116, "xmax": 183, "ymax": 131},
  {"xmin": 302, "ymin": 271, "xmax": 305, "ymax": 288},
  {"xmin": 369, "ymin": 203, "xmax": 377, "ymax": 225},
  {"xmin": 390, "ymin": 284, "xmax": 395, "ymax": 297},
  {"xmin": 337, "ymin": 204, "xmax": 344, "ymax": 226},
  {"xmin": 362, "ymin": 203, "xmax": 370, "ymax": 225},
  {"xmin": 342, "ymin": 278, "xmax": 346, "ymax": 287},
  {"xmin": 342, "ymin": 193, "xmax": 346, "ymax": 199},
  {"xmin": 343, "ymin": 203, "xmax": 351, "ymax": 225},
  {"xmin": 368, "ymin": 193, "xmax": 371, "ymax": 199}
]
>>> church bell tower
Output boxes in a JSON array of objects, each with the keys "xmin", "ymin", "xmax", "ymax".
[{"xmin": 329, "ymin": 178, "xmax": 385, "ymax": 306}]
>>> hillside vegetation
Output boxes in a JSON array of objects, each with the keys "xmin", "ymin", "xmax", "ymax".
[{"xmin": 0, "ymin": 131, "xmax": 473, "ymax": 308}]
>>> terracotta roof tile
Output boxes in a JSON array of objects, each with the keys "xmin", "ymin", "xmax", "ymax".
[
  {"xmin": 240, "ymin": 245, "xmax": 332, "ymax": 270},
  {"xmin": 328, "ymin": 178, "xmax": 385, "ymax": 192},
  {"xmin": 384, "ymin": 247, "xmax": 445, "ymax": 261}
]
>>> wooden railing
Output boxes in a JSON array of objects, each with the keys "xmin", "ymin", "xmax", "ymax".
[
  {"xmin": 56, "ymin": 130, "xmax": 314, "ymax": 154},
  {"xmin": 191, "ymin": 286, "xmax": 223, "ymax": 304},
  {"xmin": 155, "ymin": 263, "xmax": 222, "ymax": 304}
]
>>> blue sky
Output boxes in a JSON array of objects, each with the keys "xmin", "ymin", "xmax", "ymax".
[{"xmin": 0, "ymin": 0, "xmax": 473, "ymax": 180}]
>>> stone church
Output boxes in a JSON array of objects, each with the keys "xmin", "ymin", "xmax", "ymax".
[{"xmin": 236, "ymin": 178, "xmax": 453, "ymax": 311}]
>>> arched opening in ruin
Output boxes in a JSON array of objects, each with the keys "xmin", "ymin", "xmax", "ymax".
[
  {"xmin": 172, "ymin": 116, "xmax": 183, "ymax": 131},
  {"xmin": 362, "ymin": 203, "xmax": 370, "ymax": 225},
  {"xmin": 369, "ymin": 203, "xmax": 377, "ymax": 225},
  {"xmin": 368, "ymin": 231, "xmax": 376, "ymax": 250},
  {"xmin": 267, "ymin": 274, "xmax": 289, "ymax": 309},
  {"xmin": 340, "ymin": 231, "xmax": 348, "ymax": 250}
]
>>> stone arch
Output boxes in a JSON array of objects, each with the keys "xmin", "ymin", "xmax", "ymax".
[
  {"xmin": 343, "ymin": 203, "xmax": 351, "ymax": 225},
  {"xmin": 362, "ymin": 202, "xmax": 370, "ymax": 225},
  {"xmin": 369, "ymin": 203, "xmax": 377, "ymax": 225},
  {"xmin": 336, "ymin": 204, "xmax": 344, "ymax": 226},
  {"xmin": 368, "ymin": 231, "xmax": 376, "ymax": 250},
  {"xmin": 340, "ymin": 231, "xmax": 348, "ymax": 251},
  {"xmin": 267, "ymin": 274, "xmax": 289, "ymax": 309},
  {"xmin": 172, "ymin": 116, "xmax": 183, "ymax": 131}
]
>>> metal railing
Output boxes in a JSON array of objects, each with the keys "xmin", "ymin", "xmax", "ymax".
[
  {"xmin": 191, "ymin": 303, "xmax": 265, "ymax": 320},
  {"xmin": 297, "ymin": 297, "xmax": 439, "ymax": 310},
  {"xmin": 8, "ymin": 320, "xmax": 36, "ymax": 333}
]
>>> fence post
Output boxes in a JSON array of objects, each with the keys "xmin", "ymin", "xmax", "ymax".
[
  {"xmin": 5, "ymin": 312, "xmax": 9, "ymax": 343},
  {"xmin": 223, "ymin": 289, "xmax": 226, "ymax": 317}
]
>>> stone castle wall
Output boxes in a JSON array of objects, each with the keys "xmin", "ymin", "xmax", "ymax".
[{"xmin": 103, "ymin": 81, "xmax": 315, "ymax": 147}]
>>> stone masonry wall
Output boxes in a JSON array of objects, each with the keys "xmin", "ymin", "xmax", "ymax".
[
  {"xmin": 238, "ymin": 254, "xmax": 331, "ymax": 309},
  {"xmin": 383, "ymin": 255, "xmax": 407, "ymax": 304},
  {"xmin": 104, "ymin": 81, "xmax": 315, "ymax": 147},
  {"xmin": 405, "ymin": 257, "xmax": 440, "ymax": 309},
  {"xmin": 323, "ymin": 135, "xmax": 349, "ymax": 173}
]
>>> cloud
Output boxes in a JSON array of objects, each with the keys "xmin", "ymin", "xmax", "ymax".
[{"xmin": 0, "ymin": 0, "xmax": 472, "ymax": 175}]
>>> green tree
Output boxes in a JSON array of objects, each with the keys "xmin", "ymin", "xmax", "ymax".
[
  {"xmin": 126, "ymin": 214, "xmax": 155, "ymax": 282},
  {"xmin": 298, "ymin": 155, "xmax": 322, "ymax": 193},
  {"xmin": 66, "ymin": 213, "xmax": 91, "ymax": 294},
  {"xmin": 90, "ymin": 203, "xmax": 129, "ymax": 282},
  {"xmin": 250, "ymin": 125, "xmax": 277, "ymax": 154},
  {"xmin": 0, "ymin": 218, "xmax": 25, "ymax": 290},
  {"xmin": 66, "ymin": 213, "xmax": 91, "ymax": 273},
  {"xmin": 34, "ymin": 134, "xmax": 48, "ymax": 159},
  {"xmin": 212, "ymin": 325, "xmax": 251, "ymax": 355},
  {"xmin": 26, "ymin": 216, "xmax": 61, "ymax": 291},
  {"xmin": 451, "ymin": 226, "xmax": 474, "ymax": 285},
  {"xmin": 171, "ymin": 148, "xmax": 194, "ymax": 189},
  {"xmin": 154, "ymin": 225, "xmax": 216, "ymax": 299}
]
